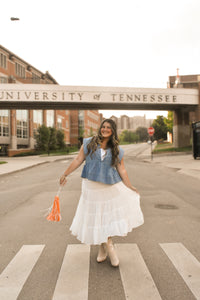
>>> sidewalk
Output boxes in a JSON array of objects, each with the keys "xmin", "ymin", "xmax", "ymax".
[
  {"xmin": 0, "ymin": 153, "xmax": 78, "ymax": 176},
  {"xmin": 138, "ymin": 147, "xmax": 200, "ymax": 180}
]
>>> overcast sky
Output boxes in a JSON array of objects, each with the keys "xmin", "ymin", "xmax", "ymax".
[{"xmin": 1, "ymin": 0, "xmax": 200, "ymax": 119}]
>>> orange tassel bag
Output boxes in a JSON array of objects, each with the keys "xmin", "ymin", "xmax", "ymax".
[{"xmin": 46, "ymin": 186, "xmax": 62, "ymax": 222}]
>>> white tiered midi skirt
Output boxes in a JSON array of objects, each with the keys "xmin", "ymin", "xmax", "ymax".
[{"xmin": 70, "ymin": 179, "xmax": 144, "ymax": 245}]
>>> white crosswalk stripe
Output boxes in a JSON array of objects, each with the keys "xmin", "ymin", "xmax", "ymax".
[
  {"xmin": 160, "ymin": 243, "xmax": 200, "ymax": 300},
  {"xmin": 0, "ymin": 245, "xmax": 45, "ymax": 300},
  {"xmin": 116, "ymin": 244, "xmax": 162, "ymax": 300},
  {"xmin": 0, "ymin": 243, "xmax": 200, "ymax": 299},
  {"xmin": 52, "ymin": 244, "xmax": 90, "ymax": 300}
]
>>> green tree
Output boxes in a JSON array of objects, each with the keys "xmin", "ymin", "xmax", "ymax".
[
  {"xmin": 56, "ymin": 129, "xmax": 66, "ymax": 149},
  {"xmin": 89, "ymin": 127, "xmax": 94, "ymax": 137},
  {"xmin": 78, "ymin": 125, "xmax": 84, "ymax": 148},
  {"xmin": 152, "ymin": 115, "xmax": 168, "ymax": 141},
  {"xmin": 132, "ymin": 132, "xmax": 139, "ymax": 143},
  {"xmin": 119, "ymin": 130, "xmax": 139, "ymax": 143},
  {"xmin": 79, "ymin": 125, "xmax": 84, "ymax": 138},
  {"xmin": 164, "ymin": 111, "xmax": 173, "ymax": 133},
  {"xmin": 35, "ymin": 125, "xmax": 66, "ymax": 153},
  {"xmin": 35, "ymin": 124, "xmax": 50, "ymax": 151},
  {"xmin": 136, "ymin": 127, "xmax": 149, "ymax": 142},
  {"xmin": 48, "ymin": 127, "xmax": 57, "ymax": 151}
]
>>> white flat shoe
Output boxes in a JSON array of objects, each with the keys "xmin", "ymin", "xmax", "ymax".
[{"xmin": 97, "ymin": 243, "xmax": 107, "ymax": 263}]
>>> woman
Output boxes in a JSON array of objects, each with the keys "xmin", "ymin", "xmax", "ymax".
[{"xmin": 60, "ymin": 119, "xmax": 144, "ymax": 267}]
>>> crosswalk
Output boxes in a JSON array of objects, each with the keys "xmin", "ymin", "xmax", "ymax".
[
  {"xmin": 0, "ymin": 245, "xmax": 45, "ymax": 300},
  {"xmin": 116, "ymin": 244, "xmax": 162, "ymax": 300},
  {"xmin": 52, "ymin": 245, "xmax": 90, "ymax": 300},
  {"xmin": 0, "ymin": 243, "xmax": 200, "ymax": 300}
]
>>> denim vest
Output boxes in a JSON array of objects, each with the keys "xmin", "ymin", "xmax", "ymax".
[{"xmin": 81, "ymin": 137, "xmax": 124, "ymax": 185}]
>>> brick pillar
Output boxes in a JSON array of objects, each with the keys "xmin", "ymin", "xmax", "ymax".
[
  {"xmin": 173, "ymin": 109, "xmax": 190, "ymax": 147},
  {"xmin": 10, "ymin": 110, "xmax": 17, "ymax": 149},
  {"xmin": 43, "ymin": 110, "xmax": 47, "ymax": 126},
  {"xmin": 54, "ymin": 110, "xmax": 57, "ymax": 128},
  {"xmin": 29, "ymin": 110, "xmax": 35, "ymax": 149}
]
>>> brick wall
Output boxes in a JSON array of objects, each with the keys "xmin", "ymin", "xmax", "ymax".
[{"xmin": 84, "ymin": 110, "xmax": 101, "ymax": 137}]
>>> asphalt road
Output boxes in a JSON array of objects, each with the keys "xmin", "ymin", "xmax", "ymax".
[{"xmin": 0, "ymin": 143, "xmax": 200, "ymax": 300}]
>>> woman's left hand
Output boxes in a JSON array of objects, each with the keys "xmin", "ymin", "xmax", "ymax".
[{"xmin": 131, "ymin": 186, "xmax": 139, "ymax": 194}]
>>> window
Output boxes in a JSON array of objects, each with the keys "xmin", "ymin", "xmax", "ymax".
[
  {"xmin": 0, "ymin": 53, "xmax": 6, "ymax": 69},
  {"xmin": 87, "ymin": 111, "xmax": 99, "ymax": 121},
  {"xmin": 16, "ymin": 110, "xmax": 28, "ymax": 138},
  {"xmin": 87, "ymin": 120, "xmax": 98, "ymax": 129},
  {"xmin": 15, "ymin": 62, "xmax": 25, "ymax": 78},
  {"xmin": 46, "ymin": 110, "xmax": 54, "ymax": 127},
  {"xmin": 33, "ymin": 110, "xmax": 43, "ymax": 133},
  {"xmin": 0, "ymin": 110, "xmax": 9, "ymax": 137},
  {"xmin": 57, "ymin": 117, "xmax": 62, "ymax": 129},
  {"xmin": 78, "ymin": 110, "xmax": 84, "ymax": 127}
]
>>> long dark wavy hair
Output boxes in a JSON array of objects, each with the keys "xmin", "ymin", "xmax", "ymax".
[{"xmin": 86, "ymin": 119, "xmax": 120, "ymax": 167}]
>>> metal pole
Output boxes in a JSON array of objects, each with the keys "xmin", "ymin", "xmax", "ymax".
[{"xmin": 151, "ymin": 136, "xmax": 153, "ymax": 161}]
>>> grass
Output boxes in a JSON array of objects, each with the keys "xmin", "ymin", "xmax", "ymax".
[
  {"xmin": 0, "ymin": 161, "xmax": 7, "ymax": 164},
  {"xmin": 153, "ymin": 142, "xmax": 192, "ymax": 154}
]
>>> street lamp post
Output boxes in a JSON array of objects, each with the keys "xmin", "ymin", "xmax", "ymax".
[{"xmin": 10, "ymin": 17, "xmax": 20, "ymax": 21}]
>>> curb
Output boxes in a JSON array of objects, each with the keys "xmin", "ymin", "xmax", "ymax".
[
  {"xmin": 152, "ymin": 151, "xmax": 193, "ymax": 157},
  {"xmin": 0, "ymin": 153, "xmax": 77, "ymax": 177},
  {"xmin": 0, "ymin": 161, "xmax": 49, "ymax": 177}
]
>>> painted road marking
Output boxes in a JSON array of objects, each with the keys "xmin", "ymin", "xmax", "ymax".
[
  {"xmin": 52, "ymin": 244, "xmax": 90, "ymax": 300},
  {"xmin": 160, "ymin": 243, "xmax": 200, "ymax": 300},
  {"xmin": 0, "ymin": 243, "xmax": 200, "ymax": 299},
  {"xmin": 116, "ymin": 243, "xmax": 162, "ymax": 300},
  {"xmin": 0, "ymin": 245, "xmax": 45, "ymax": 300}
]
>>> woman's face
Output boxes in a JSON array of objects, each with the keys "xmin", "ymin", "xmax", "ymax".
[{"xmin": 100, "ymin": 122, "xmax": 113, "ymax": 139}]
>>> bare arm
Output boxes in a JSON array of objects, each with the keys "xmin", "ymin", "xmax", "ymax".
[
  {"xmin": 116, "ymin": 158, "xmax": 139, "ymax": 193},
  {"xmin": 60, "ymin": 145, "xmax": 85, "ymax": 186}
]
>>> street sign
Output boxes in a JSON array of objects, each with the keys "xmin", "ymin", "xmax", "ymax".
[{"xmin": 148, "ymin": 127, "xmax": 155, "ymax": 136}]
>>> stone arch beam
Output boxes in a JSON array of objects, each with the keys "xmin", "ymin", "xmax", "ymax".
[
  {"xmin": 0, "ymin": 84, "xmax": 198, "ymax": 111},
  {"xmin": 0, "ymin": 84, "xmax": 199, "ymax": 148}
]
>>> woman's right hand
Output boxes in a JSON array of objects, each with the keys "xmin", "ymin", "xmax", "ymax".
[{"xmin": 60, "ymin": 174, "xmax": 67, "ymax": 186}]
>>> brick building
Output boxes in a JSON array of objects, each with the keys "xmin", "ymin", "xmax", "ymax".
[
  {"xmin": 169, "ymin": 73, "xmax": 200, "ymax": 123},
  {"xmin": 0, "ymin": 45, "xmax": 101, "ymax": 156},
  {"xmin": 69, "ymin": 110, "xmax": 102, "ymax": 146},
  {"xmin": 169, "ymin": 73, "xmax": 200, "ymax": 146},
  {"xmin": 110, "ymin": 114, "xmax": 153, "ymax": 135}
]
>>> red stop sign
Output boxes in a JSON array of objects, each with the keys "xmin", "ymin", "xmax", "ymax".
[{"xmin": 148, "ymin": 127, "xmax": 155, "ymax": 136}]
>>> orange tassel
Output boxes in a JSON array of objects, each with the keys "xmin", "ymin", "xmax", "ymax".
[{"xmin": 46, "ymin": 195, "xmax": 61, "ymax": 222}]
